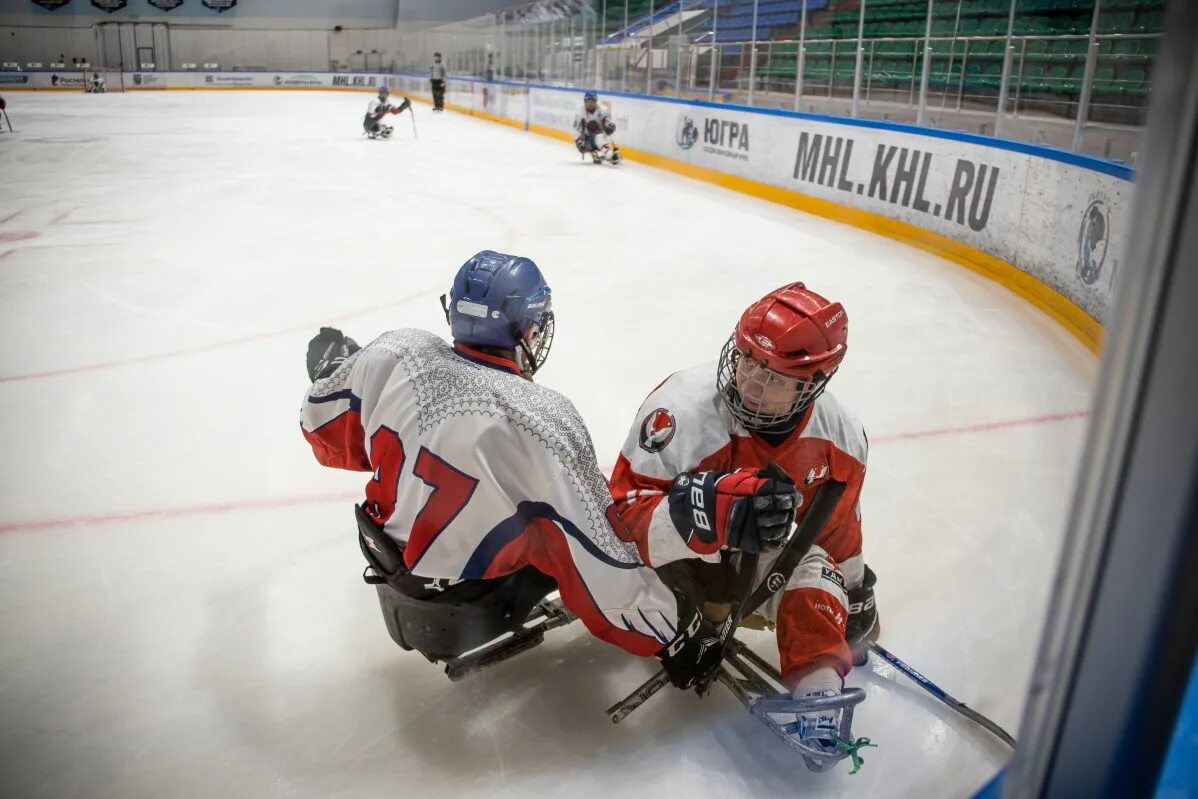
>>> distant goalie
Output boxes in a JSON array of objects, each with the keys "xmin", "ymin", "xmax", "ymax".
[
  {"xmin": 574, "ymin": 91, "xmax": 621, "ymax": 165},
  {"xmin": 85, "ymin": 74, "xmax": 107, "ymax": 94}
]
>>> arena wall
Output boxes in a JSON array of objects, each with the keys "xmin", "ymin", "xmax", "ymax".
[{"xmin": 0, "ymin": 68, "xmax": 1130, "ymax": 352}]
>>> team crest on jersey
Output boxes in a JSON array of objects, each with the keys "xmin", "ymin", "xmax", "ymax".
[
  {"xmin": 639, "ymin": 408, "xmax": 676, "ymax": 453},
  {"xmin": 803, "ymin": 464, "xmax": 829, "ymax": 486}
]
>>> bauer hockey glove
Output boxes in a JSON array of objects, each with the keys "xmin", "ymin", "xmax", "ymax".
[
  {"xmin": 846, "ymin": 564, "xmax": 879, "ymax": 666},
  {"xmin": 667, "ymin": 468, "xmax": 798, "ymax": 556},
  {"xmin": 658, "ymin": 603, "xmax": 724, "ymax": 690},
  {"xmin": 306, "ymin": 327, "xmax": 361, "ymax": 382}
]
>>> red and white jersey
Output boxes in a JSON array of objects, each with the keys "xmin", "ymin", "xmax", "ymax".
[
  {"xmin": 367, "ymin": 97, "xmax": 390, "ymax": 118},
  {"xmin": 300, "ymin": 328, "xmax": 679, "ymax": 657},
  {"xmin": 574, "ymin": 106, "xmax": 613, "ymax": 137},
  {"xmin": 610, "ymin": 362, "xmax": 869, "ymax": 680}
]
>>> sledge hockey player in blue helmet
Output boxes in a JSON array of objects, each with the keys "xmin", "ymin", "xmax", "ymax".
[
  {"xmin": 575, "ymin": 91, "xmax": 621, "ymax": 165},
  {"xmin": 299, "ymin": 251, "xmax": 784, "ymax": 689}
]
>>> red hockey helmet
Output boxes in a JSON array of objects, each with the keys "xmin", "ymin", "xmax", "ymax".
[{"xmin": 716, "ymin": 282, "xmax": 848, "ymax": 430}]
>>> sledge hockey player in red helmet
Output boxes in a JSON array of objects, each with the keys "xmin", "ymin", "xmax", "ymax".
[{"xmin": 610, "ymin": 282, "xmax": 879, "ymax": 765}]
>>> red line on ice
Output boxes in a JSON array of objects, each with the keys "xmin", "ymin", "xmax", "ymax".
[
  {"xmin": 0, "ymin": 211, "xmax": 22, "ymax": 226},
  {"xmin": 870, "ymin": 410, "xmax": 1090, "ymax": 443},
  {"xmin": 0, "ymin": 231, "xmax": 38, "ymax": 243},
  {"xmin": 0, "ymin": 411, "xmax": 1089, "ymax": 535},
  {"xmin": 50, "ymin": 209, "xmax": 74, "ymax": 225},
  {"xmin": 0, "ymin": 249, "xmax": 15, "ymax": 261},
  {"xmin": 0, "ymin": 491, "xmax": 360, "ymax": 535}
]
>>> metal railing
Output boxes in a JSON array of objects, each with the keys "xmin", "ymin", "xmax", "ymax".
[{"xmin": 396, "ymin": 0, "xmax": 1158, "ymax": 162}]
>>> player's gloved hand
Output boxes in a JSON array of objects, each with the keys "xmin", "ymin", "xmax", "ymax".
[
  {"xmin": 306, "ymin": 327, "xmax": 360, "ymax": 382},
  {"xmin": 574, "ymin": 136, "xmax": 588, "ymax": 153},
  {"xmin": 602, "ymin": 120, "xmax": 616, "ymax": 135},
  {"xmin": 667, "ymin": 467, "xmax": 798, "ymax": 556},
  {"xmin": 846, "ymin": 564, "xmax": 879, "ymax": 666},
  {"xmin": 657, "ymin": 604, "xmax": 724, "ymax": 690}
]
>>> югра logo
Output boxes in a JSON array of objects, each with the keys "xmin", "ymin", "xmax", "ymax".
[{"xmin": 676, "ymin": 115, "xmax": 698, "ymax": 150}]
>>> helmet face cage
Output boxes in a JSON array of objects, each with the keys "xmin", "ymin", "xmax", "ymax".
[{"xmin": 716, "ymin": 336, "xmax": 833, "ymax": 431}]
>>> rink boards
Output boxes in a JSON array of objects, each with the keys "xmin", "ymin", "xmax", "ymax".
[
  {"xmin": 0, "ymin": 67, "xmax": 1131, "ymax": 350},
  {"xmin": 385, "ymin": 73, "xmax": 1130, "ymax": 351}
]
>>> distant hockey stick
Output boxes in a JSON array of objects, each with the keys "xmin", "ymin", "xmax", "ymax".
[
  {"xmin": 1, "ymin": 108, "xmax": 13, "ymax": 133},
  {"xmin": 407, "ymin": 101, "xmax": 417, "ymax": 139},
  {"xmin": 867, "ymin": 641, "xmax": 1016, "ymax": 749}
]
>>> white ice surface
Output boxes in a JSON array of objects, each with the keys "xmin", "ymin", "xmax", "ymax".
[{"xmin": 0, "ymin": 92, "xmax": 1097, "ymax": 798}]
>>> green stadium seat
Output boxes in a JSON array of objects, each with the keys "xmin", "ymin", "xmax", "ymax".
[
  {"xmin": 1069, "ymin": 13, "xmax": 1093, "ymax": 33},
  {"xmin": 1098, "ymin": 11, "xmax": 1135, "ymax": 32},
  {"xmin": 1141, "ymin": 37, "xmax": 1159, "ymax": 55},
  {"xmin": 980, "ymin": 62, "xmax": 1003, "ymax": 89},
  {"xmin": 1021, "ymin": 63, "xmax": 1047, "ymax": 90},
  {"xmin": 1092, "ymin": 66, "xmax": 1115, "ymax": 93},
  {"xmin": 1120, "ymin": 66, "xmax": 1146, "ymax": 90},
  {"xmin": 959, "ymin": 17, "xmax": 981, "ymax": 34},
  {"xmin": 1025, "ymin": 39, "xmax": 1050, "ymax": 57},
  {"xmin": 1137, "ymin": 11, "xmax": 1164, "ymax": 32},
  {"xmin": 1113, "ymin": 38, "xmax": 1141, "ymax": 57},
  {"xmin": 1045, "ymin": 39, "xmax": 1073, "ymax": 59},
  {"xmin": 1097, "ymin": 39, "xmax": 1114, "ymax": 54},
  {"xmin": 1044, "ymin": 64, "xmax": 1078, "ymax": 92},
  {"xmin": 978, "ymin": 17, "xmax": 1007, "ymax": 35},
  {"xmin": 1039, "ymin": 15, "xmax": 1066, "ymax": 33}
]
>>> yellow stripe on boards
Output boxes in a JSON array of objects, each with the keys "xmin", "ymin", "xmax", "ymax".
[{"xmin": 463, "ymin": 102, "xmax": 1104, "ymax": 355}]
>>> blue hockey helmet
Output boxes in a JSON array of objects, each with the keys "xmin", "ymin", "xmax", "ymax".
[
  {"xmin": 443, "ymin": 250, "xmax": 555, "ymax": 376},
  {"xmin": 583, "ymin": 91, "xmax": 598, "ymax": 104}
]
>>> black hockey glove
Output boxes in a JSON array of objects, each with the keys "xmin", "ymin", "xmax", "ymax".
[
  {"xmin": 846, "ymin": 564, "xmax": 879, "ymax": 666},
  {"xmin": 602, "ymin": 119, "xmax": 616, "ymax": 135},
  {"xmin": 306, "ymin": 326, "xmax": 360, "ymax": 382},
  {"xmin": 667, "ymin": 468, "xmax": 798, "ymax": 556},
  {"xmin": 658, "ymin": 604, "xmax": 724, "ymax": 690}
]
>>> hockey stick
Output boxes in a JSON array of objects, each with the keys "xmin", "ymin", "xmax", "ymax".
[
  {"xmin": 608, "ymin": 467, "xmax": 843, "ymax": 722},
  {"xmin": 606, "ymin": 551, "xmax": 760, "ymax": 721},
  {"xmin": 408, "ymin": 101, "xmax": 417, "ymax": 139},
  {"xmin": 867, "ymin": 641, "xmax": 1016, "ymax": 749},
  {"xmin": 2, "ymin": 108, "xmax": 13, "ymax": 133}
]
